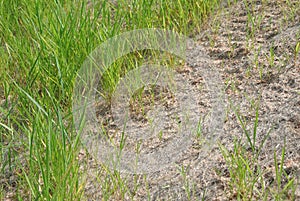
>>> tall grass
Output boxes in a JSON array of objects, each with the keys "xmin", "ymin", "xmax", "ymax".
[{"xmin": 0, "ymin": 0, "xmax": 220, "ymax": 199}]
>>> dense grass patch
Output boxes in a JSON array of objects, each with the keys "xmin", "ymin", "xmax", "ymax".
[{"xmin": 0, "ymin": 0, "xmax": 220, "ymax": 199}]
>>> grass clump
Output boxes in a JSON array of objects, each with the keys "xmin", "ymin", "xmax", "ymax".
[
  {"xmin": 0, "ymin": 0, "xmax": 221, "ymax": 200},
  {"xmin": 220, "ymin": 101, "xmax": 297, "ymax": 200}
]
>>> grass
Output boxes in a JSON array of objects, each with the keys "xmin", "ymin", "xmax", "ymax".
[
  {"xmin": 0, "ymin": 0, "xmax": 220, "ymax": 200},
  {"xmin": 0, "ymin": 0, "xmax": 299, "ymax": 200},
  {"xmin": 220, "ymin": 99, "xmax": 297, "ymax": 200},
  {"xmin": 220, "ymin": 138, "xmax": 295, "ymax": 200}
]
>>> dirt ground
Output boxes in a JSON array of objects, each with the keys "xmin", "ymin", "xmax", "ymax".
[{"xmin": 80, "ymin": 0, "xmax": 300, "ymax": 200}]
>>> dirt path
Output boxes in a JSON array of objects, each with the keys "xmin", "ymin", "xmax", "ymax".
[{"xmin": 81, "ymin": 0, "xmax": 300, "ymax": 200}]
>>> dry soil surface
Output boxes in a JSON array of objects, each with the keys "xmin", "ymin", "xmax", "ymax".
[{"xmin": 69, "ymin": 0, "xmax": 300, "ymax": 200}]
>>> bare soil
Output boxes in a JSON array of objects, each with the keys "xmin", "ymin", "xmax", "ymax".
[{"xmin": 80, "ymin": 0, "xmax": 300, "ymax": 200}]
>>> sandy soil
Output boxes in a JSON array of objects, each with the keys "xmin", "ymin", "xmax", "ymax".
[{"xmin": 80, "ymin": 0, "xmax": 300, "ymax": 200}]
